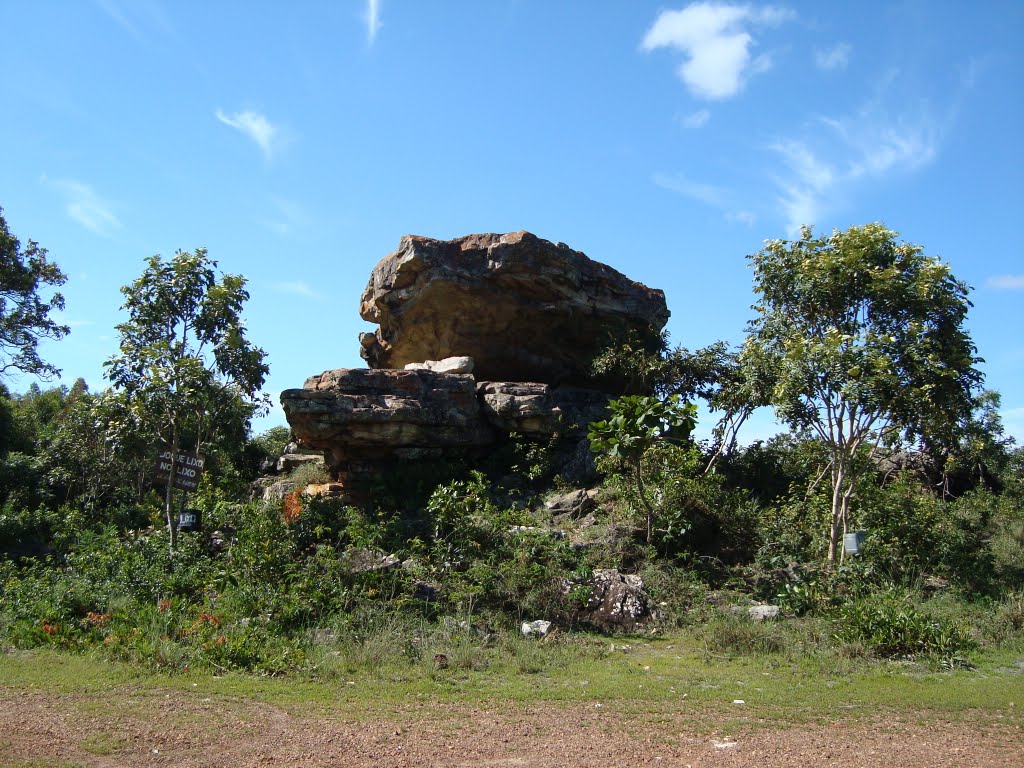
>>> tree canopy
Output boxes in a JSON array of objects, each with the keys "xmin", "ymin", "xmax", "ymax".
[
  {"xmin": 742, "ymin": 223, "xmax": 984, "ymax": 562},
  {"xmin": 0, "ymin": 207, "xmax": 69, "ymax": 380},
  {"xmin": 104, "ymin": 248, "xmax": 269, "ymax": 546}
]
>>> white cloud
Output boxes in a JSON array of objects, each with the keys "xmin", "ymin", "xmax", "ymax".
[
  {"xmin": 97, "ymin": 0, "xmax": 174, "ymax": 43},
  {"xmin": 653, "ymin": 171, "xmax": 727, "ymax": 206},
  {"xmin": 768, "ymin": 140, "xmax": 836, "ymax": 234},
  {"xmin": 727, "ymin": 210, "xmax": 757, "ymax": 225},
  {"xmin": 641, "ymin": 3, "xmax": 796, "ymax": 100},
  {"xmin": 275, "ymin": 281, "xmax": 323, "ymax": 300},
  {"xmin": 987, "ymin": 275, "xmax": 1024, "ymax": 290},
  {"xmin": 653, "ymin": 172, "xmax": 758, "ymax": 226},
  {"xmin": 679, "ymin": 108, "xmax": 712, "ymax": 128},
  {"xmin": 215, "ymin": 109, "xmax": 280, "ymax": 159},
  {"xmin": 814, "ymin": 43, "xmax": 851, "ymax": 71},
  {"xmin": 768, "ymin": 104, "xmax": 941, "ymax": 234},
  {"xmin": 265, "ymin": 197, "xmax": 310, "ymax": 236},
  {"xmin": 43, "ymin": 176, "xmax": 122, "ymax": 236},
  {"xmin": 365, "ymin": 0, "xmax": 382, "ymax": 44}
]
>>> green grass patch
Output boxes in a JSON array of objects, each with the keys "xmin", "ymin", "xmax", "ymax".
[{"xmin": 3, "ymin": 628, "xmax": 1021, "ymax": 728}]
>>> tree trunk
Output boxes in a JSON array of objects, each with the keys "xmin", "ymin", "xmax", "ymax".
[
  {"xmin": 165, "ymin": 429, "xmax": 178, "ymax": 552},
  {"xmin": 633, "ymin": 457, "xmax": 654, "ymax": 544},
  {"xmin": 826, "ymin": 460, "xmax": 847, "ymax": 566}
]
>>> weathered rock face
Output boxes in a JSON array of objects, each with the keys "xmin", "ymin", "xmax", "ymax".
[
  {"xmin": 573, "ymin": 569, "xmax": 653, "ymax": 630},
  {"xmin": 358, "ymin": 231, "xmax": 668, "ymax": 392},
  {"xmin": 280, "ymin": 367, "xmax": 609, "ymax": 497}
]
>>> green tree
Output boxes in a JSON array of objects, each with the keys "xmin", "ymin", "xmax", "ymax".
[
  {"xmin": 104, "ymin": 248, "xmax": 269, "ymax": 548},
  {"xmin": 743, "ymin": 224, "xmax": 983, "ymax": 564},
  {"xmin": 591, "ymin": 332, "xmax": 755, "ymax": 472},
  {"xmin": 0, "ymin": 208, "xmax": 69, "ymax": 380},
  {"xmin": 588, "ymin": 394, "xmax": 697, "ymax": 543}
]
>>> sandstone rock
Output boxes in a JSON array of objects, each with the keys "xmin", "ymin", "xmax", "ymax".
[
  {"xmin": 283, "ymin": 367, "xmax": 492, "ymax": 459},
  {"xmin": 575, "ymin": 569, "xmax": 653, "ymax": 630},
  {"xmin": 478, "ymin": 381, "xmax": 563, "ymax": 435},
  {"xmin": 403, "ymin": 356, "xmax": 475, "ymax": 374},
  {"xmin": 301, "ymin": 482, "xmax": 347, "ymax": 499},
  {"xmin": 280, "ymin": 368, "xmax": 609, "ymax": 500},
  {"xmin": 276, "ymin": 452, "xmax": 325, "ymax": 474},
  {"xmin": 545, "ymin": 489, "xmax": 598, "ymax": 519},
  {"xmin": 358, "ymin": 231, "xmax": 668, "ymax": 391},
  {"xmin": 260, "ymin": 479, "xmax": 298, "ymax": 503}
]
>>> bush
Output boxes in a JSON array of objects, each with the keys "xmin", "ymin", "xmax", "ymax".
[{"xmin": 834, "ymin": 590, "xmax": 976, "ymax": 664}]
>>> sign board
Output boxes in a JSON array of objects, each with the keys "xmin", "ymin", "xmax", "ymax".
[
  {"xmin": 177, "ymin": 509, "xmax": 201, "ymax": 532},
  {"xmin": 154, "ymin": 449, "xmax": 206, "ymax": 493}
]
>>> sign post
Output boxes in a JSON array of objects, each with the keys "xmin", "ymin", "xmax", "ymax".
[
  {"xmin": 154, "ymin": 449, "xmax": 206, "ymax": 537},
  {"xmin": 154, "ymin": 449, "xmax": 206, "ymax": 493}
]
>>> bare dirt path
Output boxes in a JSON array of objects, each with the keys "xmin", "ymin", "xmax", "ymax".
[{"xmin": 1, "ymin": 686, "xmax": 1021, "ymax": 768}]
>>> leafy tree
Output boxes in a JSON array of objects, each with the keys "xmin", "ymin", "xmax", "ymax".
[
  {"xmin": 742, "ymin": 224, "xmax": 983, "ymax": 564},
  {"xmin": 591, "ymin": 332, "xmax": 754, "ymax": 472},
  {"xmin": 588, "ymin": 394, "xmax": 697, "ymax": 543},
  {"xmin": 0, "ymin": 208, "xmax": 69, "ymax": 380},
  {"xmin": 104, "ymin": 249, "xmax": 269, "ymax": 548}
]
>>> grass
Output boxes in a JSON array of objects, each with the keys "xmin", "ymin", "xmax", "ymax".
[
  {"xmin": 78, "ymin": 732, "xmax": 128, "ymax": 756},
  {"xmin": 2, "ymin": 625, "xmax": 1021, "ymax": 729}
]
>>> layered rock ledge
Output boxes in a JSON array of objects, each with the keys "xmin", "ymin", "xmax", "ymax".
[{"xmin": 280, "ymin": 366, "xmax": 609, "ymax": 499}]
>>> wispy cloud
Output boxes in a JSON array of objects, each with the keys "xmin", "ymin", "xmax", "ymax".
[
  {"xmin": 654, "ymin": 171, "xmax": 757, "ymax": 225},
  {"xmin": 726, "ymin": 210, "xmax": 757, "ymax": 225},
  {"xmin": 768, "ymin": 139, "xmax": 835, "ymax": 233},
  {"xmin": 215, "ymin": 109, "xmax": 280, "ymax": 159},
  {"xmin": 42, "ymin": 176, "xmax": 122, "ymax": 236},
  {"xmin": 275, "ymin": 281, "xmax": 324, "ymax": 300},
  {"xmin": 987, "ymin": 275, "xmax": 1024, "ymax": 290},
  {"xmin": 265, "ymin": 197, "xmax": 310, "ymax": 236},
  {"xmin": 365, "ymin": 0, "xmax": 382, "ymax": 44},
  {"xmin": 768, "ymin": 100, "xmax": 942, "ymax": 234},
  {"xmin": 679, "ymin": 108, "xmax": 712, "ymax": 128},
  {"xmin": 97, "ymin": 0, "xmax": 174, "ymax": 43},
  {"xmin": 653, "ymin": 171, "xmax": 727, "ymax": 206},
  {"xmin": 814, "ymin": 43, "xmax": 851, "ymax": 71},
  {"xmin": 641, "ymin": 3, "xmax": 796, "ymax": 100}
]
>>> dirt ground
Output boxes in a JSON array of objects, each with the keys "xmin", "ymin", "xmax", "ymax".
[{"xmin": 1, "ymin": 686, "xmax": 1022, "ymax": 768}]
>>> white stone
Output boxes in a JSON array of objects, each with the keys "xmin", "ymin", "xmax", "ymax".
[
  {"xmin": 404, "ymin": 356, "xmax": 475, "ymax": 374},
  {"xmin": 521, "ymin": 620, "xmax": 552, "ymax": 639},
  {"xmin": 748, "ymin": 605, "xmax": 780, "ymax": 622}
]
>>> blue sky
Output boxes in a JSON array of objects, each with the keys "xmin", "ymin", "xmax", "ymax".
[{"xmin": 2, "ymin": 1, "xmax": 1022, "ymax": 443}]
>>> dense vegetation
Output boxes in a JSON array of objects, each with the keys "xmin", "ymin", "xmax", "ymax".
[{"xmin": 1, "ymin": 213, "xmax": 1021, "ymax": 678}]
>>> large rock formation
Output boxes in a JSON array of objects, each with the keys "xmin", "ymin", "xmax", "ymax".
[
  {"xmin": 281, "ymin": 231, "xmax": 669, "ymax": 503},
  {"xmin": 358, "ymin": 231, "xmax": 669, "ymax": 391}
]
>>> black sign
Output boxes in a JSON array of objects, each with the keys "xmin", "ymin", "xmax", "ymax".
[
  {"xmin": 154, "ymin": 449, "xmax": 206, "ymax": 493},
  {"xmin": 177, "ymin": 509, "xmax": 202, "ymax": 532}
]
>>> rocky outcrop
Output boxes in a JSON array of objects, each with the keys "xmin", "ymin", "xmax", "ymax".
[
  {"xmin": 358, "ymin": 231, "xmax": 668, "ymax": 392},
  {"xmin": 280, "ymin": 366, "xmax": 609, "ymax": 499},
  {"xmin": 281, "ymin": 231, "xmax": 669, "ymax": 503}
]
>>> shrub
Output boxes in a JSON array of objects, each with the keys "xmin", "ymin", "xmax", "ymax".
[{"xmin": 834, "ymin": 590, "xmax": 976, "ymax": 664}]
